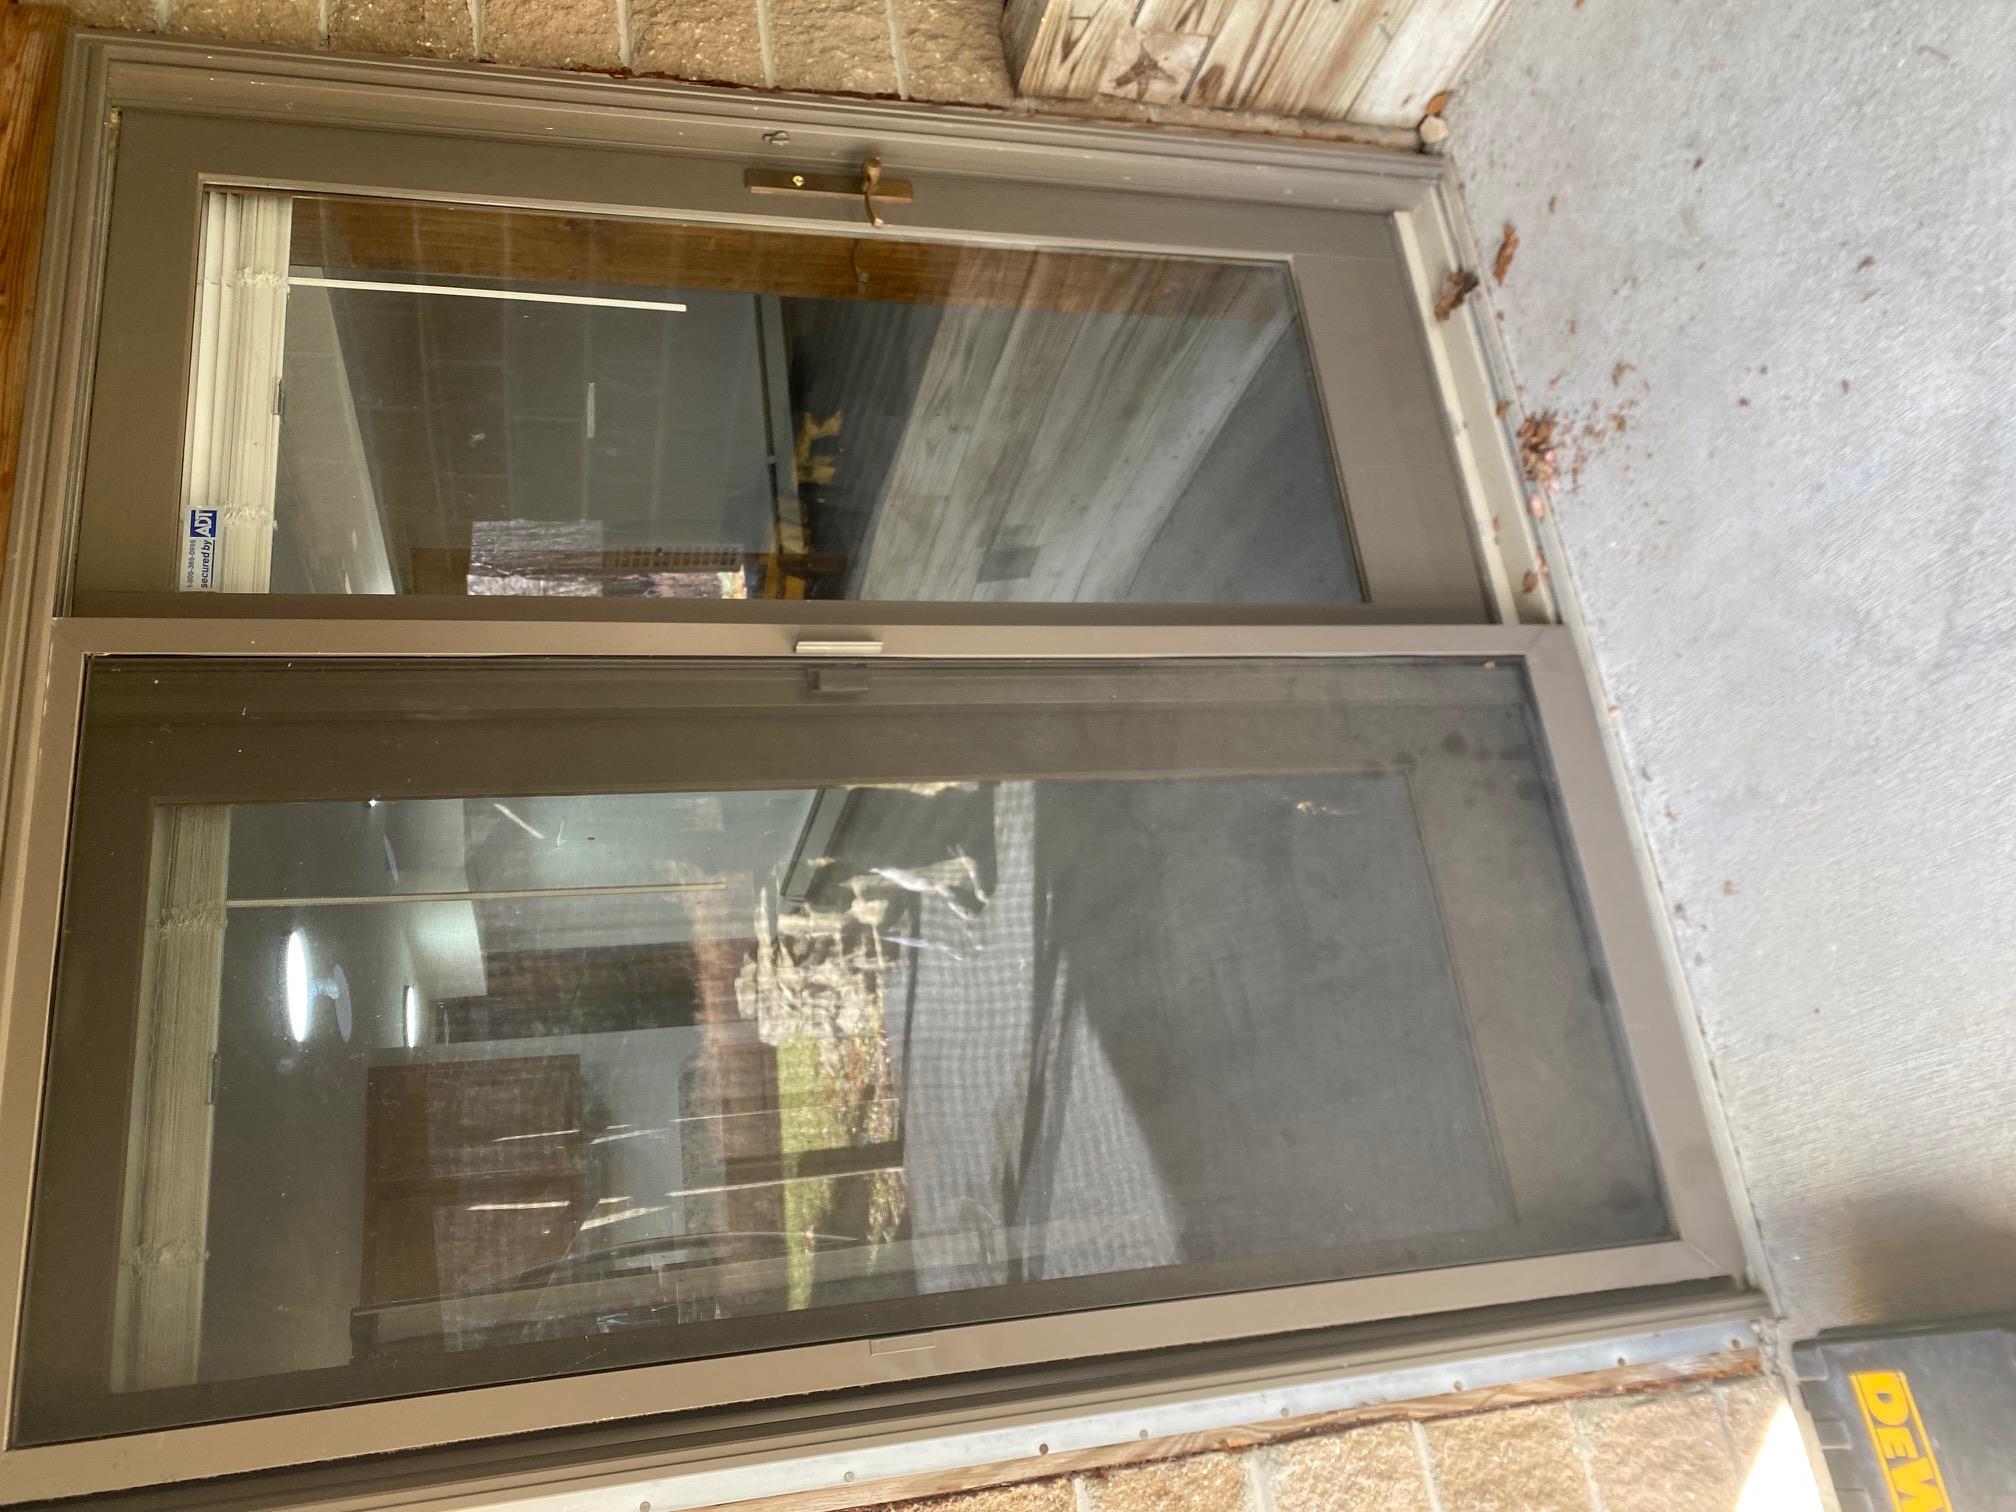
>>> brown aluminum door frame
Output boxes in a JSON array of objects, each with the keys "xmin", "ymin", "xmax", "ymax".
[
  {"xmin": 70, "ymin": 110, "xmax": 1485, "ymax": 620},
  {"xmin": 0, "ymin": 619, "xmax": 1744, "ymax": 1499}
]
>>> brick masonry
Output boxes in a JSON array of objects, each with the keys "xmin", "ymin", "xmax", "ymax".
[
  {"xmin": 48, "ymin": 0, "xmax": 1408, "ymax": 139},
  {"xmin": 57, "ymin": 0, "xmax": 1016, "ymax": 105}
]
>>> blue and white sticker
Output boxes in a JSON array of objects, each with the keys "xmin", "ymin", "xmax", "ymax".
[{"xmin": 182, "ymin": 508, "xmax": 219, "ymax": 591}]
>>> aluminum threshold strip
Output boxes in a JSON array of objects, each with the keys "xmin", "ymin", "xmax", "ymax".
[{"xmin": 476, "ymin": 1306, "xmax": 1765, "ymax": 1512}]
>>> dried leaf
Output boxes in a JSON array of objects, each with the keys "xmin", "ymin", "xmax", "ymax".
[
  {"xmin": 1424, "ymin": 89, "xmax": 1452, "ymax": 117},
  {"xmin": 1491, "ymin": 224, "xmax": 1519, "ymax": 285},
  {"xmin": 1517, "ymin": 411, "xmax": 1558, "ymax": 486},
  {"xmin": 1433, "ymin": 268, "xmax": 1480, "ymax": 322}
]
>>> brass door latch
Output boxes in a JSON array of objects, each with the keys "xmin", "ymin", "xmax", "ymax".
[{"xmin": 744, "ymin": 154, "xmax": 913, "ymax": 227}]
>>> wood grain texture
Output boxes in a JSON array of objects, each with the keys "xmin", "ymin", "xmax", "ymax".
[
  {"xmin": 1133, "ymin": 0, "xmax": 1235, "ymax": 36},
  {"xmin": 1187, "ymin": 0, "xmax": 1393, "ymax": 115},
  {"xmin": 850, "ymin": 256, "xmax": 1287, "ymax": 603},
  {"xmin": 0, "ymin": 4, "xmax": 66, "ymax": 590},
  {"xmin": 1009, "ymin": 0, "xmax": 1499, "ymax": 124},
  {"xmin": 698, "ymin": 1351, "xmax": 1762, "ymax": 1512},
  {"xmin": 1003, "ymin": 0, "xmax": 1127, "ymax": 99},
  {"xmin": 1350, "ymin": 0, "xmax": 1509, "ymax": 125},
  {"xmin": 289, "ymin": 196, "xmax": 1283, "ymax": 318}
]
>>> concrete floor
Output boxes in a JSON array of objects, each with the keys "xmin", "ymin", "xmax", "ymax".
[{"xmin": 1452, "ymin": 0, "xmax": 2016, "ymax": 1337}]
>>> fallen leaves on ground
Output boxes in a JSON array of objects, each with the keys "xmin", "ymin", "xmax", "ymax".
[
  {"xmin": 1492, "ymin": 224, "xmax": 1519, "ymax": 284},
  {"xmin": 1434, "ymin": 268, "xmax": 1480, "ymax": 321},
  {"xmin": 1517, "ymin": 411, "xmax": 1558, "ymax": 486}
]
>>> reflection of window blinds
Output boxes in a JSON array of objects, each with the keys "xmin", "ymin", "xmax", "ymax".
[
  {"xmin": 178, "ymin": 191, "xmax": 289, "ymax": 593},
  {"xmin": 111, "ymin": 193, "xmax": 290, "ymax": 1392},
  {"xmin": 113, "ymin": 806, "xmax": 230, "ymax": 1391}
]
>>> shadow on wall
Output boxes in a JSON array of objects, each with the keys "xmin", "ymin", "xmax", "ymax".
[{"xmin": 1831, "ymin": 1194, "xmax": 2016, "ymax": 1327}]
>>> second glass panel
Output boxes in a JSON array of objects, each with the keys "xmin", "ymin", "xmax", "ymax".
[
  {"xmin": 225, "ymin": 193, "xmax": 1361, "ymax": 603},
  {"xmin": 23, "ymin": 658, "xmax": 1664, "ymax": 1442}
]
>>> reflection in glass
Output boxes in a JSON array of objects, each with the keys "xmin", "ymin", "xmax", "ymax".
[
  {"xmin": 24, "ymin": 658, "xmax": 1671, "ymax": 1442},
  {"xmin": 212, "ymin": 193, "xmax": 1360, "ymax": 603},
  {"xmin": 172, "ymin": 768, "xmax": 1663, "ymax": 1379}
]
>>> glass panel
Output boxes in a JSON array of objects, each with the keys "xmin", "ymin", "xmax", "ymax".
[
  {"xmin": 187, "ymin": 191, "xmax": 1358, "ymax": 603},
  {"xmin": 21, "ymin": 658, "xmax": 1663, "ymax": 1442}
]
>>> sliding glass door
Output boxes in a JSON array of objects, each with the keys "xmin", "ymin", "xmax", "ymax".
[
  {"xmin": 22, "ymin": 656, "xmax": 1669, "ymax": 1443},
  {"xmin": 0, "ymin": 41, "xmax": 1743, "ymax": 1502}
]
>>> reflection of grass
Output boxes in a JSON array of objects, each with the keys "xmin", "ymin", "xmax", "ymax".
[
  {"xmin": 776, "ymin": 1036, "xmax": 841, "ymax": 1311},
  {"xmin": 775, "ymin": 1031, "xmax": 908, "ymax": 1312}
]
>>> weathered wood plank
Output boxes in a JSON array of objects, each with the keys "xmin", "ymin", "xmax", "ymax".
[
  {"xmin": 0, "ymin": 4, "xmax": 66, "ymax": 591},
  {"xmin": 1348, "ymin": 0, "xmax": 1509, "ymax": 125},
  {"xmin": 1001, "ymin": 0, "xmax": 1128, "ymax": 100},
  {"xmin": 1098, "ymin": 25, "xmax": 1211, "ymax": 105},
  {"xmin": 1188, "ymin": 0, "xmax": 1394, "ymax": 116},
  {"xmin": 1134, "ymin": 0, "xmax": 1236, "ymax": 36},
  {"xmin": 1009, "ymin": 0, "xmax": 1497, "ymax": 125}
]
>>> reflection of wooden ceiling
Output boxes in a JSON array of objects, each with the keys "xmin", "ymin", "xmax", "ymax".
[
  {"xmin": 1004, "ymin": 0, "xmax": 1508, "ymax": 125},
  {"xmin": 289, "ymin": 197, "xmax": 1287, "ymax": 320}
]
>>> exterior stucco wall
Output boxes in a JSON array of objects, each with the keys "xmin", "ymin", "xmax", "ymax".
[{"xmin": 1453, "ymin": 0, "xmax": 2016, "ymax": 1336}]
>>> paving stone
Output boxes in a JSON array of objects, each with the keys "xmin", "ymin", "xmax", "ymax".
[
  {"xmin": 1424, "ymin": 1404, "xmax": 1593, "ymax": 1512},
  {"xmin": 1271, "ymin": 1424, "xmax": 1433, "ymax": 1512},
  {"xmin": 1084, "ymin": 1453, "xmax": 1249, "ymax": 1512},
  {"xmin": 1715, "ymin": 1375, "xmax": 1785, "ymax": 1475},
  {"xmin": 901, "ymin": 1480, "xmax": 1080, "ymax": 1512},
  {"xmin": 1575, "ymin": 1392, "xmax": 1740, "ymax": 1512}
]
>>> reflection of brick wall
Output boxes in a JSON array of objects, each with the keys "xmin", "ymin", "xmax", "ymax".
[
  {"xmin": 361, "ymin": 1056, "xmax": 585, "ymax": 1305},
  {"xmin": 679, "ymin": 931, "xmax": 787, "ymax": 1314},
  {"xmin": 434, "ymin": 940, "xmax": 728, "ymax": 1043}
]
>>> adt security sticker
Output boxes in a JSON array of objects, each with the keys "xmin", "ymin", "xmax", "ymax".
[{"xmin": 182, "ymin": 508, "xmax": 219, "ymax": 590}]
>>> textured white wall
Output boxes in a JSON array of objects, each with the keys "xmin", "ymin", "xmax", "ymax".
[{"xmin": 1453, "ymin": 0, "xmax": 2016, "ymax": 1333}]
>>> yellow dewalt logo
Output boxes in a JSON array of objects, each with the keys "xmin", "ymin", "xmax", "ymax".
[{"xmin": 1851, "ymin": 1370, "xmax": 1953, "ymax": 1512}]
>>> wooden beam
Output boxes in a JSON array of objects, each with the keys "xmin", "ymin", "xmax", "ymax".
[
  {"xmin": 0, "ymin": 3, "xmax": 67, "ymax": 591},
  {"xmin": 1001, "ymin": 0, "xmax": 1505, "ymax": 124},
  {"xmin": 1003, "ymin": 0, "xmax": 1130, "ymax": 101}
]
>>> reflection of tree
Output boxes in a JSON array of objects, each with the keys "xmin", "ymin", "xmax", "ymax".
[{"xmin": 736, "ymin": 874, "xmax": 910, "ymax": 1306}]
